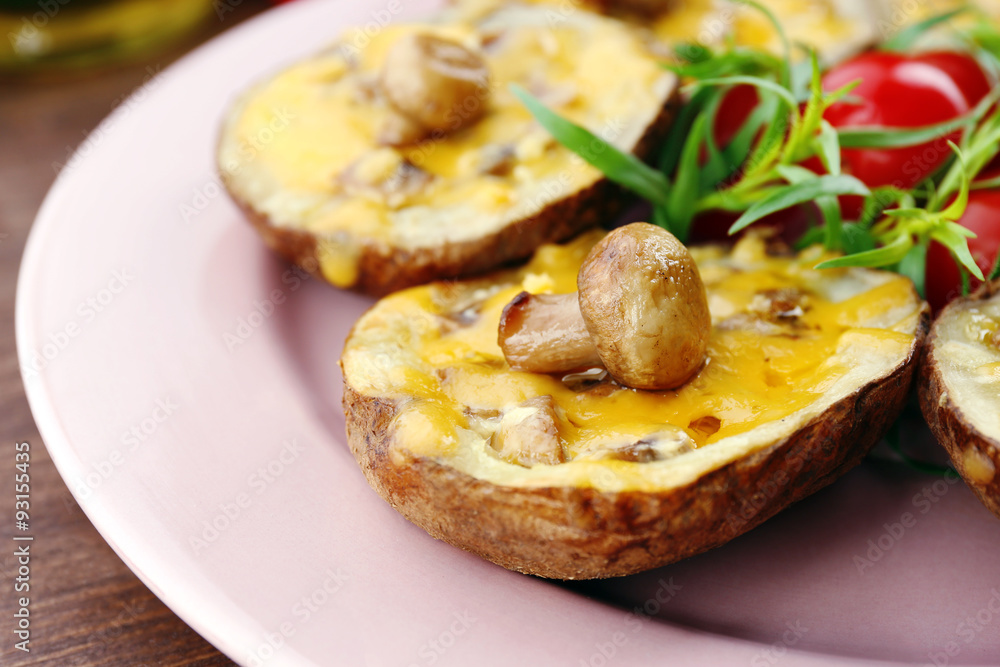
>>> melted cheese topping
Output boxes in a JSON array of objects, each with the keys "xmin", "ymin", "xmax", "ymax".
[
  {"xmin": 455, "ymin": 0, "xmax": 876, "ymax": 62},
  {"xmin": 885, "ymin": 0, "xmax": 1000, "ymax": 25},
  {"xmin": 934, "ymin": 289, "xmax": 1000, "ymax": 440},
  {"xmin": 648, "ymin": 0, "xmax": 873, "ymax": 62},
  {"xmin": 218, "ymin": 5, "xmax": 673, "ymax": 287},
  {"xmin": 342, "ymin": 233, "xmax": 923, "ymax": 492}
]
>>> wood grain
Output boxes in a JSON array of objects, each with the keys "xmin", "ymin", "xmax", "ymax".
[{"xmin": 0, "ymin": 3, "xmax": 271, "ymax": 664}]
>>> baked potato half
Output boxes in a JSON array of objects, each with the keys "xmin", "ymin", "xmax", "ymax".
[
  {"xmin": 342, "ymin": 232, "xmax": 928, "ymax": 579},
  {"xmin": 218, "ymin": 4, "xmax": 675, "ymax": 296},
  {"xmin": 919, "ymin": 281, "xmax": 1000, "ymax": 519}
]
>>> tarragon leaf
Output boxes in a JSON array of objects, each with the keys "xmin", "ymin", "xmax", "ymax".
[
  {"xmin": 882, "ymin": 7, "xmax": 967, "ymax": 52},
  {"xmin": 839, "ymin": 89, "xmax": 1000, "ymax": 149},
  {"xmin": 838, "ymin": 116, "xmax": 969, "ymax": 148},
  {"xmin": 659, "ymin": 86, "xmax": 715, "ymax": 174},
  {"xmin": 730, "ymin": 174, "xmax": 869, "ymax": 234},
  {"xmin": 988, "ymin": 251, "xmax": 1000, "ymax": 281},
  {"xmin": 687, "ymin": 75, "xmax": 797, "ymax": 108},
  {"xmin": 842, "ymin": 223, "xmax": 877, "ymax": 255},
  {"xmin": 816, "ymin": 119, "xmax": 841, "ymax": 175},
  {"xmin": 721, "ymin": 92, "xmax": 777, "ymax": 175},
  {"xmin": 511, "ymin": 85, "xmax": 670, "ymax": 207},
  {"xmin": 932, "ymin": 223, "xmax": 985, "ymax": 281},
  {"xmin": 815, "ymin": 234, "xmax": 913, "ymax": 270},
  {"xmin": 668, "ymin": 114, "xmax": 710, "ymax": 241},
  {"xmin": 776, "ymin": 164, "xmax": 841, "ymax": 249},
  {"xmin": 897, "ymin": 244, "xmax": 928, "ymax": 298}
]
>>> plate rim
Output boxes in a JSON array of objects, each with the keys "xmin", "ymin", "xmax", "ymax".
[{"xmin": 12, "ymin": 2, "xmax": 954, "ymax": 665}]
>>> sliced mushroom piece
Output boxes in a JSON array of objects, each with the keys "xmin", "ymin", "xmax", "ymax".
[
  {"xmin": 749, "ymin": 288, "xmax": 810, "ymax": 321},
  {"xmin": 477, "ymin": 144, "xmax": 516, "ymax": 176},
  {"xmin": 377, "ymin": 109, "xmax": 428, "ymax": 147},
  {"xmin": 498, "ymin": 223, "xmax": 711, "ymax": 390},
  {"xmin": 489, "ymin": 395, "xmax": 565, "ymax": 466},
  {"xmin": 614, "ymin": 430, "xmax": 694, "ymax": 462},
  {"xmin": 715, "ymin": 313, "xmax": 786, "ymax": 336},
  {"xmin": 339, "ymin": 149, "xmax": 433, "ymax": 208},
  {"xmin": 526, "ymin": 72, "xmax": 578, "ymax": 108},
  {"xmin": 576, "ymin": 427, "xmax": 695, "ymax": 463},
  {"xmin": 560, "ymin": 367, "xmax": 609, "ymax": 392},
  {"xmin": 688, "ymin": 415, "xmax": 722, "ymax": 439}
]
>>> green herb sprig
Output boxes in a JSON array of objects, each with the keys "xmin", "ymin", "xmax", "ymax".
[{"xmin": 511, "ymin": 4, "xmax": 993, "ymax": 292}]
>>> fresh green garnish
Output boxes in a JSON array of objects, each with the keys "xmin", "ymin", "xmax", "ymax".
[
  {"xmin": 510, "ymin": 84, "xmax": 671, "ymax": 208},
  {"xmin": 512, "ymin": 2, "xmax": 993, "ymax": 288},
  {"xmin": 881, "ymin": 7, "xmax": 967, "ymax": 53}
]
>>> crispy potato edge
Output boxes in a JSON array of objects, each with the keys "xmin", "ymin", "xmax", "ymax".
[
  {"xmin": 344, "ymin": 311, "xmax": 927, "ymax": 579},
  {"xmin": 221, "ymin": 95, "xmax": 677, "ymax": 297},
  {"xmin": 919, "ymin": 284, "xmax": 1000, "ymax": 520}
]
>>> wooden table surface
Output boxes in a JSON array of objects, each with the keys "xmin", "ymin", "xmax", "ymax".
[{"xmin": 0, "ymin": 3, "xmax": 271, "ymax": 664}]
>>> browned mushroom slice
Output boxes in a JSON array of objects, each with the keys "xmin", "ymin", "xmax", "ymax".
[
  {"xmin": 338, "ymin": 149, "xmax": 433, "ymax": 208},
  {"xmin": 748, "ymin": 288, "xmax": 810, "ymax": 321},
  {"xmin": 489, "ymin": 395, "xmax": 565, "ymax": 466},
  {"xmin": 576, "ymin": 427, "xmax": 695, "ymax": 462}
]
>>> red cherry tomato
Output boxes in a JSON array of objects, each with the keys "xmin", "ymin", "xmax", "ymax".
[
  {"xmin": 925, "ymin": 189, "xmax": 1000, "ymax": 311},
  {"xmin": 713, "ymin": 84, "xmax": 759, "ymax": 149},
  {"xmin": 821, "ymin": 51, "xmax": 989, "ymax": 191},
  {"xmin": 911, "ymin": 51, "xmax": 992, "ymax": 108}
]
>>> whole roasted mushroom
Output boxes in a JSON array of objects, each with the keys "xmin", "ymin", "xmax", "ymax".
[
  {"xmin": 498, "ymin": 222, "xmax": 711, "ymax": 390},
  {"xmin": 379, "ymin": 33, "xmax": 490, "ymax": 145}
]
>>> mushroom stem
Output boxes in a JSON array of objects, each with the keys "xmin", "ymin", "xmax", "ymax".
[{"xmin": 498, "ymin": 291, "xmax": 602, "ymax": 373}]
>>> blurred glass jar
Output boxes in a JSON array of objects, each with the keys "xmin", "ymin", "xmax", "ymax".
[{"xmin": 0, "ymin": 0, "xmax": 213, "ymax": 74}]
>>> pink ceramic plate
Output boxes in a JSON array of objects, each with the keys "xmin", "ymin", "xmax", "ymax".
[{"xmin": 17, "ymin": 1, "xmax": 1000, "ymax": 665}]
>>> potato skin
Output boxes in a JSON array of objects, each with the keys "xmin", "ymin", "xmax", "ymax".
[
  {"xmin": 344, "ymin": 312, "xmax": 926, "ymax": 579},
  {"xmin": 920, "ymin": 284, "xmax": 1000, "ymax": 520},
  {"xmin": 223, "ymin": 98, "xmax": 677, "ymax": 298}
]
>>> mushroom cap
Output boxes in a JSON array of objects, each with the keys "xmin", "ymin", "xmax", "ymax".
[
  {"xmin": 577, "ymin": 222, "xmax": 711, "ymax": 390},
  {"xmin": 381, "ymin": 33, "xmax": 490, "ymax": 132}
]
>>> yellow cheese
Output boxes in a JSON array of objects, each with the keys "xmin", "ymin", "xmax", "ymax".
[
  {"xmin": 218, "ymin": 6, "xmax": 674, "ymax": 286},
  {"xmin": 649, "ymin": 0, "xmax": 865, "ymax": 57},
  {"xmin": 456, "ymin": 0, "xmax": 876, "ymax": 61},
  {"xmin": 341, "ymin": 232, "xmax": 924, "ymax": 491}
]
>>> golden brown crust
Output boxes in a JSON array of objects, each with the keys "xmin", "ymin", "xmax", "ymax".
[
  {"xmin": 344, "ymin": 310, "xmax": 926, "ymax": 579},
  {"xmin": 223, "ymin": 97, "xmax": 677, "ymax": 298},
  {"xmin": 919, "ymin": 282, "xmax": 1000, "ymax": 520}
]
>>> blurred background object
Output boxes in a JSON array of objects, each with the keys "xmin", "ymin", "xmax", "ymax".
[
  {"xmin": 0, "ymin": 2, "xmax": 271, "ymax": 664},
  {"xmin": 0, "ymin": 0, "xmax": 213, "ymax": 74}
]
